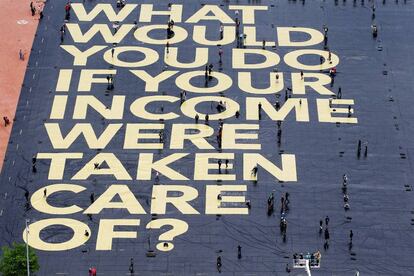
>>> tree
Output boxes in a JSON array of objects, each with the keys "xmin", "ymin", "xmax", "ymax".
[{"xmin": 0, "ymin": 243, "xmax": 39, "ymax": 276}]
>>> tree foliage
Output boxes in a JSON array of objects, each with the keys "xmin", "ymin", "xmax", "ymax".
[{"xmin": 0, "ymin": 243, "xmax": 39, "ymax": 276}]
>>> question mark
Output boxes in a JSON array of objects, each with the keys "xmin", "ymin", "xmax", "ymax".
[{"xmin": 146, "ymin": 218, "xmax": 188, "ymax": 252}]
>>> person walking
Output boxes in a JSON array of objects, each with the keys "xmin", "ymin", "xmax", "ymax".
[
  {"xmin": 324, "ymin": 228, "xmax": 330, "ymax": 250},
  {"xmin": 218, "ymin": 47, "xmax": 223, "ymax": 63},
  {"xmin": 129, "ymin": 258, "xmax": 134, "ymax": 273},
  {"xmin": 65, "ymin": 2, "xmax": 71, "ymax": 20},
  {"xmin": 30, "ymin": 2, "xmax": 36, "ymax": 16},
  {"xmin": 267, "ymin": 192, "xmax": 274, "ymax": 215},
  {"xmin": 258, "ymin": 102, "xmax": 262, "ymax": 119},
  {"xmin": 251, "ymin": 166, "xmax": 258, "ymax": 177},
  {"xmin": 324, "ymin": 228, "xmax": 330, "ymax": 241},
  {"xmin": 32, "ymin": 156, "xmax": 37, "ymax": 173},
  {"xmin": 3, "ymin": 116, "xmax": 10, "ymax": 126},
  {"xmin": 60, "ymin": 29, "xmax": 65, "ymax": 43},
  {"xmin": 208, "ymin": 63, "xmax": 213, "ymax": 77},
  {"xmin": 364, "ymin": 142, "xmax": 368, "ymax": 157},
  {"xmin": 216, "ymin": 256, "xmax": 222, "ymax": 273},
  {"xmin": 19, "ymin": 49, "xmax": 25, "ymax": 60}
]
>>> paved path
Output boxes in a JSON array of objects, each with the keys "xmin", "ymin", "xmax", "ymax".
[{"xmin": 0, "ymin": 0, "xmax": 39, "ymax": 171}]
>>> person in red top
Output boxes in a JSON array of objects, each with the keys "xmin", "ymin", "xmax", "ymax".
[
  {"xmin": 329, "ymin": 67, "xmax": 337, "ymax": 77},
  {"xmin": 65, "ymin": 2, "xmax": 71, "ymax": 20},
  {"xmin": 65, "ymin": 2, "xmax": 71, "ymax": 12},
  {"xmin": 89, "ymin": 267, "xmax": 97, "ymax": 276}
]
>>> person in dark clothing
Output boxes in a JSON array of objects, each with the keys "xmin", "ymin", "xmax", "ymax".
[
  {"xmin": 208, "ymin": 63, "xmax": 213, "ymax": 79},
  {"xmin": 267, "ymin": 192, "xmax": 274, "ymax": 215},
  {"xmin": 65, "ymin": 2, "xmax": 71, "ymax": 20},
  {"xmin": 258, "ymin": 102, "xmax": 262, "ymax": 119},
  {"xmin": 60, "ymin": 30, "xmax": 65, "ymax": 43},
  {"xmin": 129, "ymin": 258, "xmax": 134, "ymax": 273},
  {"xmin": 3, "ymin": 116, "xmax": 10, "ymax": 126},
  {"xmin": 338, "ymin": 86, "xmax": 342, "ymax": 99},
  {"xmin": 30, "ymin": 2, "xmax": 36, "ymax": 16},
  {"xmin": 251, "ymin": 166, "xmax": 258, "ymax": 177},
  {"xmin": 324, "ymin": 228, "xmax": 330, "ymax": 241},
  {"xmin": 32, "ymin": 156, "xmax": 37, "ymax": 173},
  {"xmin": 364, "ymin": 142, "xmax": 368, "ymax": 157},
  {"xmin": 216, "ymin": 256, "xmax": 222, "ymax": 273}
]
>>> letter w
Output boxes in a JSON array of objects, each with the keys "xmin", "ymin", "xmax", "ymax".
[
  {"xmin": 45, "ymin": 123, "xmax": 122, "ymax": 149},
  {"xmin": 66, "ymin": 23, "xmax": 134, "ymax": 43},
  {"xmin": 71, "ymin": 3, "xmax": 137, "ymax": 22}
]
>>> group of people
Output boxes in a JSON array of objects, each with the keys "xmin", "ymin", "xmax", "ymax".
[
  {"xmin": 215, "ymin": 158, "xmax": 229, "ymax": 174},
  {"xmin": 204, "ymin": 63, "xmax": 215, "ymax": 81},
  {"xmin": 30, "ymin": 0, "xmax": 44, "ymax": 19},
  {"xmin": 106, "ymin": 74, "xmax": 115, "ymax": 90},
  {"xmin": 88, "ymin": 267, "xmax": 97, "ymax": 276},
  {"xmin": 319, "ymin": 216, "xmax": 331, "ymax": 250},
  {"xmin": 116, "ymin": 0, "xmax": 126, "ymax": 9},
  {"xmin": 167, "ymin": 19, "xmax": 175, "ymax": 39},
  {"xmin": 342, "ymin": 174, "xmax": 350, "ymax": 210},
  {"xmin": 371, "ymin": 5, "xmax": 379, "ymax": 38},
  {"xmin": 216, "ymin": 244, "xmax": 243, "ymax": 272},
  {"xmin": 293, "ymin": 250, "xmax": 321, "ymax": 268},
  {"xmin": 357, "ymin": 139, "xmax": 368, "ymax": 158},
  {"xmin": 235, "ymin": 12, "xmax": 247, "ymax": 49},
  {"xmin": 3, "ymin": 117, "xmax": 10, "ymax": 127},
  {"xmin": 7, "ymin": 1, "xmax": 380, "ymax": 275},
  {"xmin": 179, "ymin": 90, "xmax": 187, "ymax": 104},
  {"xmin": 277, "ymin": 193, "xmax": 290, "ymax": 241}
]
